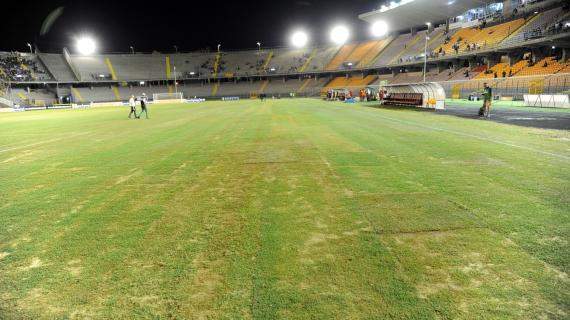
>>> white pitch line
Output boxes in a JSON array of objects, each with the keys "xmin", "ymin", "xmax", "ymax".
[
  {"xmin": 348, "ymin": 107, "xmax": 570, "ymax": 161},
  {"xmin": 0, "ymin": 138, "xmax": 64, "ymax": 154},
  {"xmin": 0, "ymin": 133, "xmax": 90, "ymax": 154}
]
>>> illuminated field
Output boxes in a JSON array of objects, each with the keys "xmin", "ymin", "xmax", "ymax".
[{"xmin": 0, "ymin": 99, "xmax": 568, "ymax": 319}]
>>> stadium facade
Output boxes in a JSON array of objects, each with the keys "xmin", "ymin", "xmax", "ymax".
[{"xmin": 0, "ymin": 0, "xmax": 569, "ymax": 107}]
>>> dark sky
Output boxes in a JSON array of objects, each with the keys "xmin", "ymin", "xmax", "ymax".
[{"xmin": 2, "ymin": 0, "xmax": 381, "ymax": 54}]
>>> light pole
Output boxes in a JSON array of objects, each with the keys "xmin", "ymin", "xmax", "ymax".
[
  {"xmin": 256, "ymin": 42, "xmax": 261, "ymax": 52},
  {"xmin": 217, "ymin": 44, "xmax": 221, "ymax": 52},
  {"xmin": 423, "ymin": 23, "xmax": 431, "ymax": 83},
  {"xmin": 174, "ymin": 45, "xmax": 178, "ymax": 53},
  {"xmin": 26, "ymin": 43, "xmax": 33, "ymax": 54},
  {"xmin": 174, "ymin": 66, "xmax": 178, "ymax": 95},
  {"xmin": 130, "ymin": 46, "xmax": 134, "ymax": 54}
]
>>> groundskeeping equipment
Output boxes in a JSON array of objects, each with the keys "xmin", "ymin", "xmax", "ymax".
[
  {"xmin": 152, "ymin": 92, "xmax": 184, "ymax": 104},
  {"xmin": 380, "ymin": 82, "xmax": 446, "ymax": 110}
]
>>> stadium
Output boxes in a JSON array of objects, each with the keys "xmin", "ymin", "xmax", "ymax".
[{"xmin": 0, "ymin": 0, "xmax": 569, "ymax": 318}]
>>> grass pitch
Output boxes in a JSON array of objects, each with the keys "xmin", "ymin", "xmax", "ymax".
[{"xmin": 0, "ymin": 99, "xmax": 568, "ymax": 319}]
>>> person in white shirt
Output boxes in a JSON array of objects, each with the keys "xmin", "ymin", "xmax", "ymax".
[{"xmin": 128, "ymin": 95, "xmax": 138, "ymax": 119}]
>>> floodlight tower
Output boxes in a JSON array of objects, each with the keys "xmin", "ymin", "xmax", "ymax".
[
  {"xmin": 371, "ymin": 21, "xmax": 388, "ymax": 38},
  {"xmin": 76, "ymin": 37, "xmax": 96, "ymax": 55},
  {"xmin": 330, "ymin": 25, "xmax": 349, "ymax": 45},
  {"xmin": 291, "ymin": 31, "xmax": 308, "ymax": 48}
]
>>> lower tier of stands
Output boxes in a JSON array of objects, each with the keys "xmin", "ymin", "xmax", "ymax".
[{"xmin": 5, "ymin": 59, "xmax": 570, "ymax": 106}]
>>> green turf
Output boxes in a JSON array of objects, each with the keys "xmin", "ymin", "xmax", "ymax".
[{"xmin": 0, "ymin": 99, "xmax": 568, "ymax": 319}]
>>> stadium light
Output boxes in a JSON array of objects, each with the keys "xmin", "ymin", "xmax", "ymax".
[
  {"xmin": 371, "ymin": 21, "xmax": 388, "ymax": 37},
  {"xmin": 291, "ymin": 31, "xmax": 308, "ymax": 48},
  {"xmin": 76, "ymin": 37, "xmax": 96, "ymax": 55},
  {"xmin": 330, "ymin": 25, "xmax": 349, "ymax": 45}
]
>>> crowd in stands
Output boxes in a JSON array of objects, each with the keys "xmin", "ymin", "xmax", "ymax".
[
  {"xmin": 524, "ymin": 4, "xmax": 570, "ymax": 39},
  {"xmin": 0, "ymin": 53, "xmax": 48, "ymax": 82}
]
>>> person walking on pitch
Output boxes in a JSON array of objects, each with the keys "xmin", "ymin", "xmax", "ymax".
[
  {"xmin": 137, "ymin": 93, "xmax": 149, "ymax": 119},
  {"xmin": 479, "ymin": 83, "xmax": 492, "ymax": 118},
  {"xmin": 128, "ymin": 95, "xmax": 138, "ymax": 119}
]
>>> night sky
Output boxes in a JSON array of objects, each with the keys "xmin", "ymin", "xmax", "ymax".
[{"xmin": 2, "ymin": 0, "xmax": 380, "ymax": 54}]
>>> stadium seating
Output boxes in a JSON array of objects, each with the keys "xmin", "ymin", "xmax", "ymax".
[
  {"xmin": 345, "ymin": 41, "xmax": 379, "ymax": 65},
  {"xmin": 325, "ymin": 44, "xmax": 357, "ymax": 70},
  {"xmin": 502, "ymin": 7, "xmax": 565, "ymax": 46},
  {"xmin": 71, "ymin": 55, "xmax": 111, "ymax": 81},
  {"xmin": 269, "ymin": 48, "xmax": 313, "ymax": 74},
  {"xmin": 517, "ymin": 57, "xmax": 565, "ymax": 76},
  {"xmin": 475, "ymin": 59, "xmax": 529, "ymax": 79},
  {"xmin": 357, "ymin": 38, "xmax": 391, "ymax": 67},
  {"xmin": 38, "ymin": 53, "xmax": 77, "ymax": 81},
  {"xmin": 373, "ymin": 33, "xmax": 414, "ymax": 66},
  {"xmin": 0, "ymin": 53, "xmax": 51, "ymax": 81},
  {"xmin": 435, "ymin": 18, "xmax": 525, "ymax": 56},
  {"xmin": 2, "ymin": 3, "xmax": 568, "ymax": 105},
  {"xmin": 399, "ymin": 28, "xmax": 447, "ymax": 63},
  {"xmin": 322, "ymin": 75, "xmax": 377, "ymax": 90}
]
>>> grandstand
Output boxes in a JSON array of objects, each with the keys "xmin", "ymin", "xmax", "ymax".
[{"xmin": 0, "ymin": 0, "xmax": 568, "ymax": 105}]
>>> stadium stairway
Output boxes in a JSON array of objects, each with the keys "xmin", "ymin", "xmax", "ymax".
[
  {"xmin": 165, "ymin": 56, "xmax": 172, "ymax": 79},
  {"xmin": 345, "ymin": 41, "xmax": 379, "ymax": 65},
  {"xmin": 297, "ymin": 78, "xmax": 313, "ymax": 93},
  {"xmin": 299, "ymin": 49, "xmax": 318, "ymax": 72},
  {"xmin": 260, "ymin": 51, "xmax": 274, "ymax": 72},
  {"xmin": 112, "ymin": 86, "xmax": 121, "ymax": 101},
  {"xmin": 211, "ymin": 82, "xmax": 220, "ymax": 96},
  {"xmin": 71, "ymin": 87, "xmax": 84, "ymax": 103},
  {"xmin": 213, "ymin": 53, "xmax": 221, "ymax": 78},
  {"xmin": 390, "ymin": 33, "xmax": 423, "ymax": 64},
  {"xmin": 357, "ymin": 37, "xmax": 393, "ymax": 68},
  {"xmin": 258, "ymin": 80, "xmax": 269, "ymax": 94},
  {"xmin": 325, "ymin": 44, "xmax": 357, "ymax": 70},
  {"xmin": 105, "ymin": 58, "xmax": 118, "ymax": 80},
  {"xmin": 373, "ymin": 33, "xmax": 413, "ymax": 67}
]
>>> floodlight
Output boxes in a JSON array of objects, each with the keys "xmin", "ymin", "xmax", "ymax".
[
  {"xmin": 371, "ymin": 21, "xmax": 388, "ymax": 37},
  {"xmin": 330, "ymin": 25, "xmax": 349, "ymax": 45},
  {"xmin": 291, "ymin": 31, "xmax": 308, "ymax": 48},
  {"xmin": 76, "ymin": 37, "xmax": 96, "ymax": 55}
]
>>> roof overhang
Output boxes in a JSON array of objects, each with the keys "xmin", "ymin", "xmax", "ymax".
[{"xmin": 359, "ymin": 0, "xmax": 489, "ymax": 32}]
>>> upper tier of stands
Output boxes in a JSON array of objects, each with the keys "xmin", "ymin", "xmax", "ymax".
[
  {"xmin": 1, "ymin": 3, "xmax": 567, "ymax": 84},
  {"xmin": 0, "ymin": 53, "xmax": 51, "ymax": 82}
]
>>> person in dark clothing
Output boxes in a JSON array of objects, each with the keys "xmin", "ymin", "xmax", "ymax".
[
  {"xmin": 137, "ymin": 93, "xmax": 149, "ymax": 119},
  {"xmin": 479, "ymin": 83, "xmax": 492, "ymax": 118}
]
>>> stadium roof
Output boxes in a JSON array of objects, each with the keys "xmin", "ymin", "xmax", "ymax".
[{"xmin": 359, "ymin": 0, "xmax": 489, "ymax": 31}]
